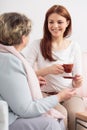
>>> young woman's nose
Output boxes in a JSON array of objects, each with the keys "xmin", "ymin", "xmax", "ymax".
[{"xmin": 53, "ymin": 22, "xmax": 58, "ymax": 28}]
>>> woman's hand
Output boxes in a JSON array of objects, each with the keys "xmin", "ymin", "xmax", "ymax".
[
  {"xmin": 57, "ymin": 88, "xmax": 76, "ymax": 102},
  {"xmin": 36, "ymin": 64, "xmax": 64, "ymax": 77},
  {"xmin": 38, "ymin": 76, "xmax": 46, "ymax": 86},
  {"xmin": 48, "ymin": 64, "xmax": 64, "ymax": 75},
  {"xmin": 72, "ymin": 75, "xmax": 83, "ymax": 88}
]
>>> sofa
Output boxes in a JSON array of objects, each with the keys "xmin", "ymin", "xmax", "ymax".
[
  {"xmin": 0, "ymin": 101, "xmax": 8, "ymax": 130},
  {"xmin": 74, "ymin": 52, "xmax": 87, "ymax": 130},
  {"xmin": 77, "ymin": 51, "xmax": 87, "ymax": 99}
]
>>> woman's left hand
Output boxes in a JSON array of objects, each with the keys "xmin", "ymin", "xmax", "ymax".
[
  {"xmin": 72, "ymin": 74, "xmax": 83, "ymax": 88},
  {"xmin": 38, "ymin": 76, "xmax": 47, "ymax": 87}
]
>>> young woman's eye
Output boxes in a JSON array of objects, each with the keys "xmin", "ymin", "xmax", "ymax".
[
  {"xmin": 58, "ymin": 21, "xmax": 64, "ymax": 24},
  {"xmin": 48, "ymin": 21, "xmax": 54, "ymax": 24}
]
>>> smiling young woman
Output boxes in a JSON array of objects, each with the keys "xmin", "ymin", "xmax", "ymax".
[{"xmin": 23, "ymin": 5, "xmax": 85, "ymax": 130}]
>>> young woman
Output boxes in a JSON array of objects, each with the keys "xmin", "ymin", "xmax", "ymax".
[
  {"xmin": 0, "ymin": 12, "xmax": 76, "ymax": 130},
  {"xmin": 23, "ymin": 5, "xmax": 85, "ymax": 130}
]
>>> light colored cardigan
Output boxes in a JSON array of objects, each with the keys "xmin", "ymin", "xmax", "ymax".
[{"xmin": 0, "ymin": 52, "xmax": 59, "ymax": 125}]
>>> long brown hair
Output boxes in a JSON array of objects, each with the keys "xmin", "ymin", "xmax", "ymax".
[{"xmin": 40, "ymin": 5, "xmax": 72, "ymax": 61}]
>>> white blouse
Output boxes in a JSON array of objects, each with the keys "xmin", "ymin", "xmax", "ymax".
[{"xmin": 23, "ymin": 39, "xmax": 82, "ymax": 92}]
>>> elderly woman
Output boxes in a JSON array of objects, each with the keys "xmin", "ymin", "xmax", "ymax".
[{"xmin": 0, "ymin": 12, "xmax": 75, "ymax": 130}]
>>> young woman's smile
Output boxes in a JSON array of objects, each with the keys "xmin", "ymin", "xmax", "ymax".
[{"xmin": 48, "ymin": 13, "xmax": 69, "ymax": 38}]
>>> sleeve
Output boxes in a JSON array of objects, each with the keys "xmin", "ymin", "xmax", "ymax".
[
  {"xmin": 1, "ymin": 57, "xmax": 58, "ymax": 118},
  {"xmin": 22, "ymin": 39, "xmax": 40, "ymax": 68},
  {"xmin": 72, "ymin": 42, "xmax": 82, "ymax": 76}
]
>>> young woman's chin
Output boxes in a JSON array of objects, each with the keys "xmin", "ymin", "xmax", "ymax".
[
  {"xmin": 52, "ymin": 33, "xmax": 62, "ymax": 38},
  {"xmin": 50, "ymin": 30, "xmax": 62, "ymax": 37}
]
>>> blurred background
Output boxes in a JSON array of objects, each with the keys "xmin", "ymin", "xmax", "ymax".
[{"xmin": 0, "ymin": 0, "xmax": 87, "ymax": 51}]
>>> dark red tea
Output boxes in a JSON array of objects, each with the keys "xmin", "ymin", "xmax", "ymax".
[{"xmin": 63, "ymin": 64, "xmax": 73, "ymax": 73}]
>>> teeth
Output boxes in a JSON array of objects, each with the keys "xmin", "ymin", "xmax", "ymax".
[
  {"xmin": 52, "ymin": 29, "xmax": 59, "ymax": 31},
  {"xmin": 52, "ymin": 29, "xmax": 57, "ymax": 31},
  {"xmin": 54, "ymin": 30, "xmax": 57, "ymax": 32}
]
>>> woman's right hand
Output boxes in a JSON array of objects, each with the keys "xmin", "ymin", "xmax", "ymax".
[
  {"xmin": 57, "ymin": 88, "xmax": 76, "ymax": 102},
  {"xmin": 36, "ymin": 64, "xmax": 64, "ymax": 77},
  {"xmin": 48, "ymin": 64, "xmax": 64, "ymax": 75}
]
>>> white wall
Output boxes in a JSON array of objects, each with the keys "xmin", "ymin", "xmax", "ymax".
[{"xmin": 0, "ymin": 0, "xmax": 87, "ymax": 51}]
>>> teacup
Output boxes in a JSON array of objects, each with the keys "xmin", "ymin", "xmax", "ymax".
[{"xmin": 63, "ymin": 64, "xmax": 73, "ymax": 73}]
